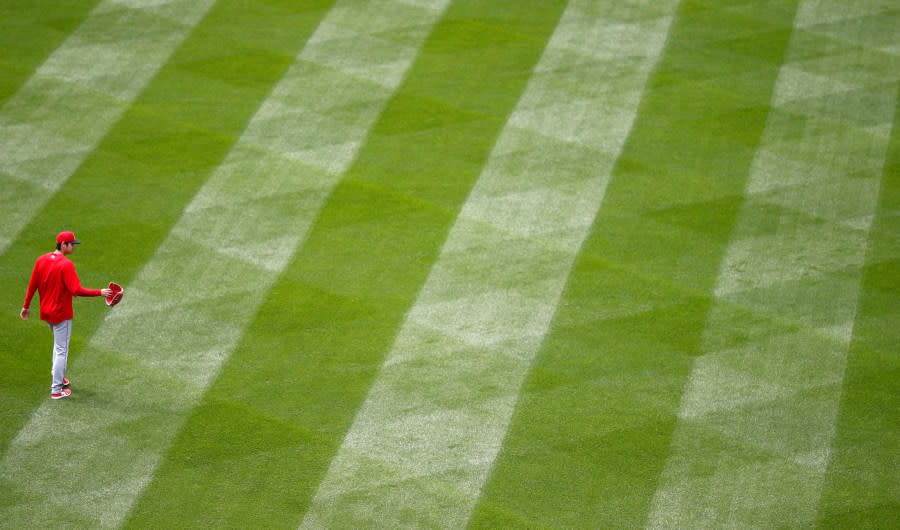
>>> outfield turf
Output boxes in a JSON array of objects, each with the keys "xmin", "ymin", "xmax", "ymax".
[{"xmin": 1, "ymin": 1, "xmax": 897, "ymax": 528}]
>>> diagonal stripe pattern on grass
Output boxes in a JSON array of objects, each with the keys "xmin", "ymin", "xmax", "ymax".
[
  {"xmin": 0, "ymin": 1, "xmax": 450, "ymax": 527},
  {"xmin": 0, "ymin": 0, "xmax": 214, "ymax": 254},
  {"xmin": 817, "ymin": 83, "xmax": 900, "ymax": 527},
  {"xmin": 0, "ymin": 1, "xmax": 99, "ymax": 103},
  {"xmin": 647, "ymin": 2, "xmax": 899, "ymax": 527},
  {"xmin": 467, "ymin": 2, "xmax": 802, "ymax": 526},
  {"xmin": 123, "ymin": 1, "xmax": 569, "ymax": 526},
  {"xmin": 300, "ymin": 1, "xmax": 679, "ymax": 527}
]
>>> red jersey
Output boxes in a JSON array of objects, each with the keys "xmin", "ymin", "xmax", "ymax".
[{"xmin": 23, "ymin": 252, "xmax": 101, "ymax": 324}]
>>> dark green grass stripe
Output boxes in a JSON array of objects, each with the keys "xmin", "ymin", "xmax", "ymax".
[
  {"xmin": 0, "ymin": 0, "xmax": 334, "ymax": 455},
  {"xmin": 816, "ymin": 84, "xmax": 900, "ymax": 528},
  {"xmin": 0, "ymin": 0, "xmax": 101, "ymax": 104},
  {"xmin": 122, "ymin": 2, "xmax": 568, "ymax": 527},
  {"xmin": 468, "ymin": 1, "xmax": 800, "ymax": 528}
]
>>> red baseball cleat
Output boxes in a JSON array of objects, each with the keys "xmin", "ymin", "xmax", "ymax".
[{"xmin": 51, "ymin": 388, "xmax": 72, "ymax": 400}]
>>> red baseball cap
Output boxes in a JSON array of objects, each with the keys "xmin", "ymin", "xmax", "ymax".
[{"xmin": 56, "ymin": 231, "xmax": 80, "ymax": 244}]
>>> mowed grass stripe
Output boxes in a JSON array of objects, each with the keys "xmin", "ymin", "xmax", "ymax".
[
  {"xmin": 0, "ymin": 0, "xmax": 99, "ymax": 104},
  {"xmin": 301, "ymin": 0, "xmax": 679, "ymax": 527},
  {"xmin": 648, "ymin": 3, "xmax": 898, "ymax": 527},
  {"xmin": 818, "ymin": 83, "xmax": 900, "ymax": 527},
  {"xmin": 119, "ymin": 2, "xmax": 564, "ymax": 528},
  {"xmin": 0, "ymin": 0, "xmax": 216, "ymax": 254},
  {"xmin": 122, "ymin": 1, "xmax": 452, "ymax": 526},
  {"xmin": 0, "ymin": 2, "xmax": 337, "ymax": 527},
  {"xmin": 469, "ymin": 2, "xmax": 800, "ymax": 527}
]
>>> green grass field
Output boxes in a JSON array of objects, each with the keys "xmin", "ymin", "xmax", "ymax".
[{"xmin": 1, "ymin": 0, "xmax": 897, "ymax": 528}]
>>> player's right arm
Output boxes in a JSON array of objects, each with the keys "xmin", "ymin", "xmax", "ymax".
[{"xmin": 21, "ymin": 259, "xmax": 41, "ymax": 319}]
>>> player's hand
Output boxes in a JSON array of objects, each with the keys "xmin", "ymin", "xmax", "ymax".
[
  {"xmin": 20, "ymin": 308, "xmax": 29, "ymax": 320},
  {"xmin": 100, "ymin": 288, "xmax": 113, "ymax": 297}
]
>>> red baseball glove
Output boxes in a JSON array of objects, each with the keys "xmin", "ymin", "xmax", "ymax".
[{"xmin": 106, "ymin": 282, "xmax": 124, "ymax": 307}]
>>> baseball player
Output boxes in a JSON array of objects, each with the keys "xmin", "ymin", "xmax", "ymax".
[{"xmin": 21, "ymin": 231, "xmax": 114, "ymax": 399}]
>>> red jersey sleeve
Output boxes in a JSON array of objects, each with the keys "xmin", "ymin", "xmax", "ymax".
[
  {"xmin": 63, "ymin": 260, "xmax": 102, "ymax": 297},
  {"xmin": 23, "ymin": 260, "xmax": 40, "ymax": 309}
]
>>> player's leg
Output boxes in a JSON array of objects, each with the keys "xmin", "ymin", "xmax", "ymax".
[{"xmin": 50, "ymin": 320, "xmax": 72, "ymax": 396}]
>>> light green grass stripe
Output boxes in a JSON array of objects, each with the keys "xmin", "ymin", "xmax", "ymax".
[
  {"xmin": 0, "ymin": 1, "xmax": 448, "ymax": 528},
  {"xmin": 648, "ymin": 2, "xmax": 898, "ymax": 527},
  {"xmin": 816, "ymin": 83, "xmax": 900, "ymax": 527},
  {"xmin": 0, "ymin": 0, "xmax": 214, "ymax": 255},
  {"xmin": 300, "ymin": 1, "xmax": 679, "ymax": 527}
]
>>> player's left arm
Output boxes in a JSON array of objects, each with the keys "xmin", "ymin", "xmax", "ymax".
[{"xmin": 63, "ymin": 261, "xmax": 103, "ymax": 297}]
